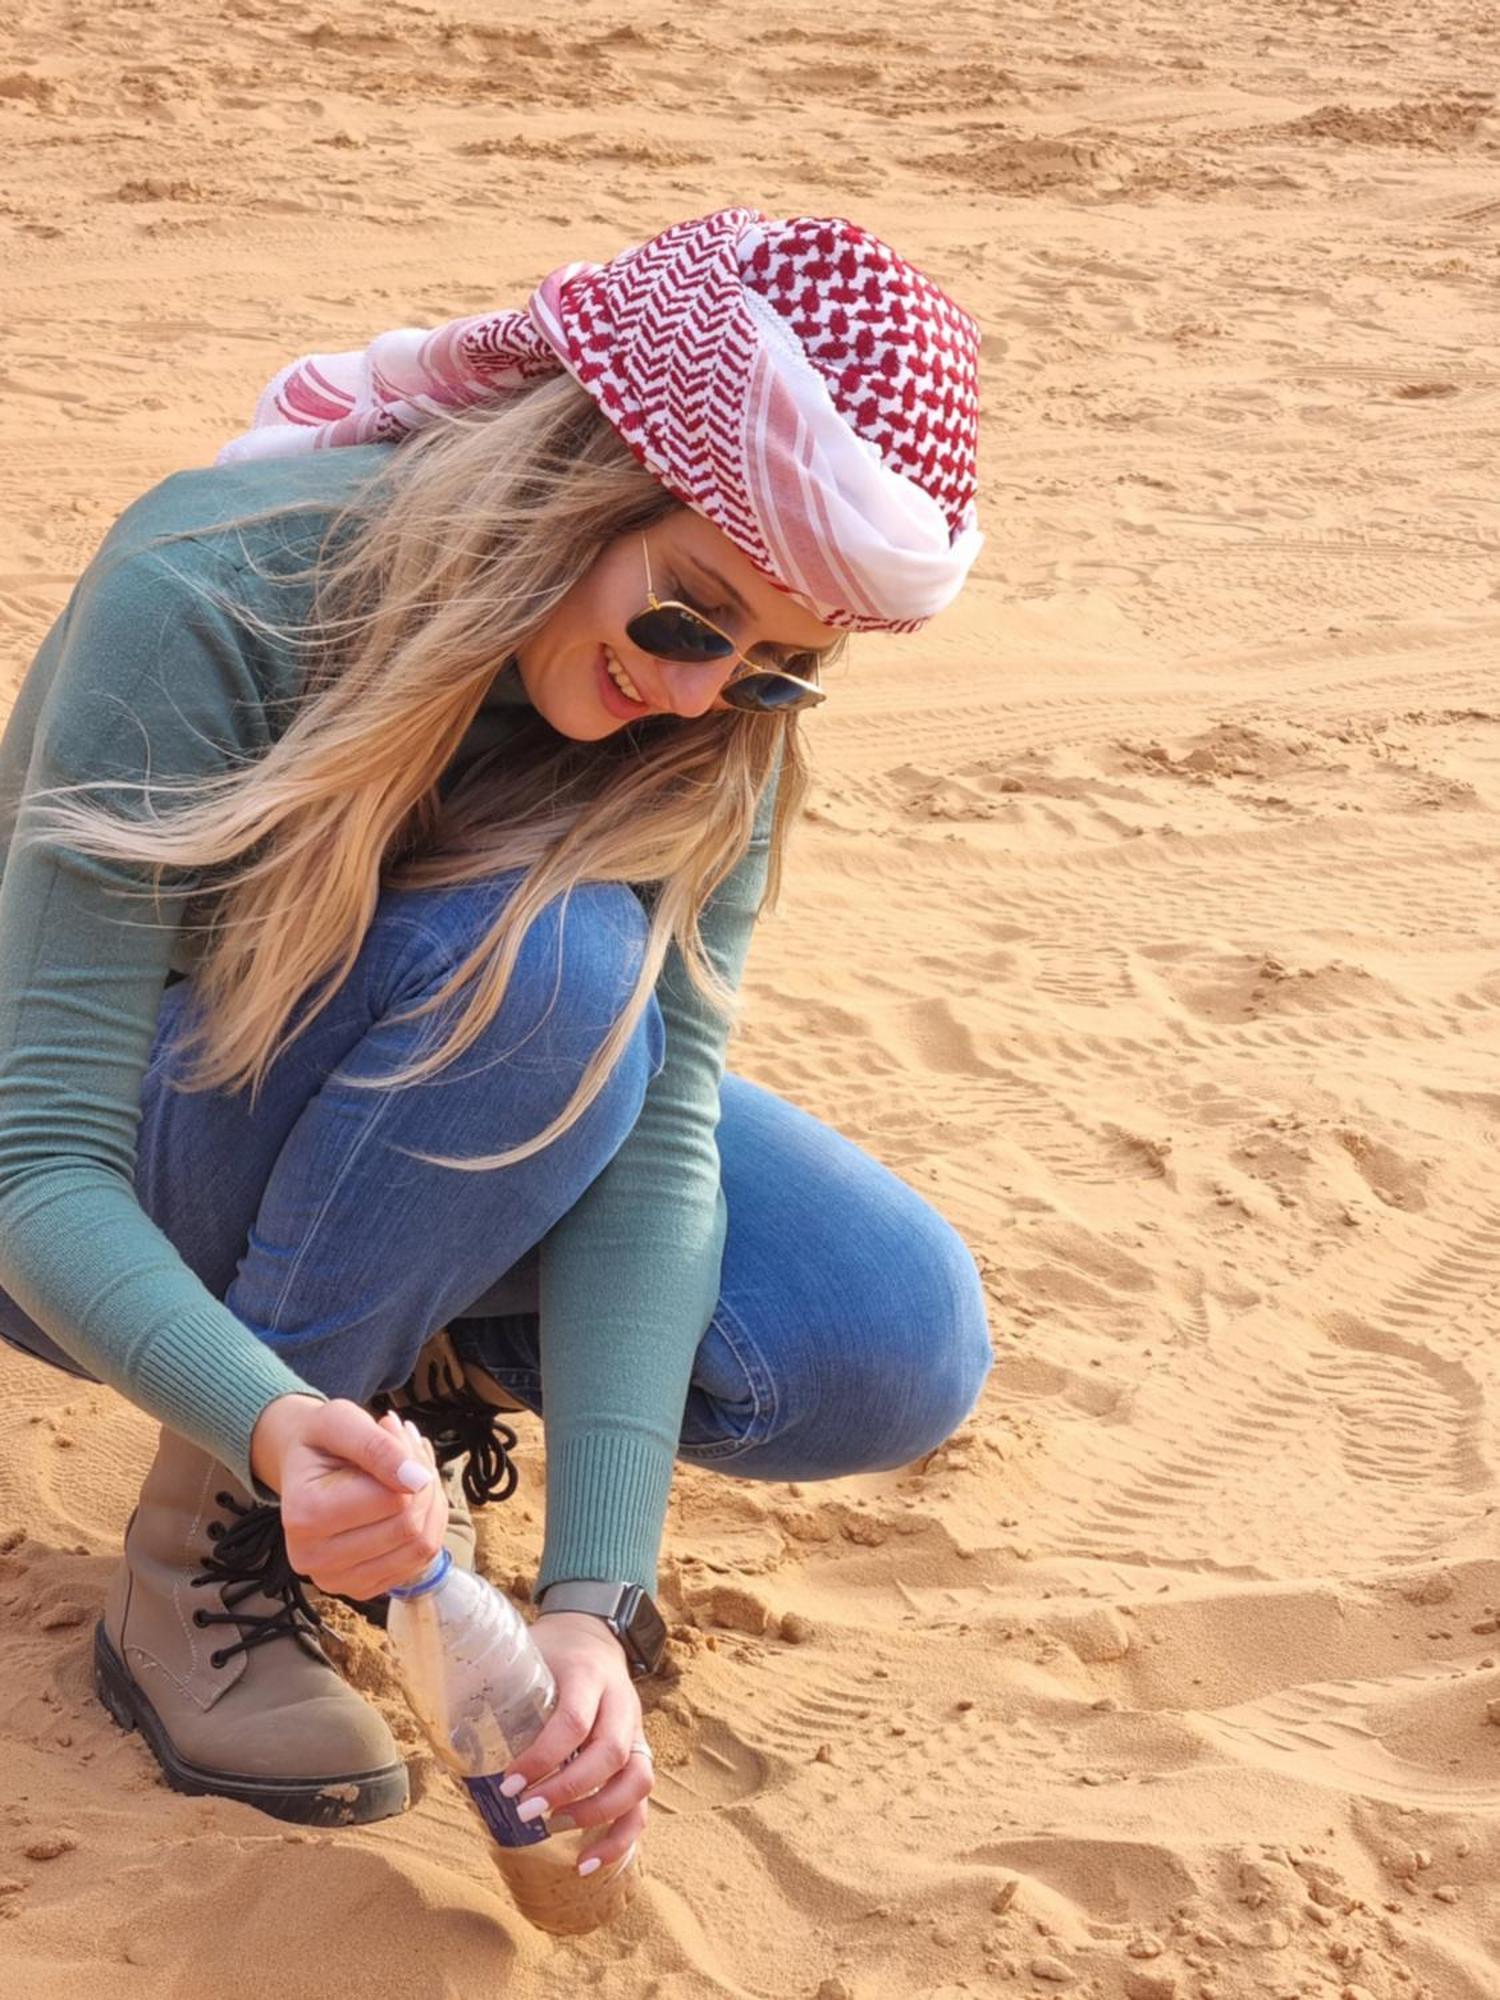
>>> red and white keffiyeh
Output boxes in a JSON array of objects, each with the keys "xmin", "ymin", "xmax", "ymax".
[{"xmin": 217, "ymin": 208, "xmax": 984, "ymax": 633}]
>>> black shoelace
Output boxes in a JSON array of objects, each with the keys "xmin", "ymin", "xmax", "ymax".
[
  {"xmin": 189, "ymin": 1492, "xmax": 328, "ymax": 1670},
  {"xmin": 390, "ymin": 1388, "xmax": 520, "ymax": 1511}
]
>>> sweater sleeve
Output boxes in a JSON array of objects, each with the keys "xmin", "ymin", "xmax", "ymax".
[
  {"xmin": 534, "ymin": 775, "xmax": 778, "ymax": 1596},
  {"xmin": 0, "ymin": 547, "xmax": 325, "ymax": 1495}
]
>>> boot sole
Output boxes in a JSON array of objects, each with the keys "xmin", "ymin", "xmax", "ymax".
[{"xmin": 93, "ymin": 1622, "xmax": 409, "ymax": 1826}]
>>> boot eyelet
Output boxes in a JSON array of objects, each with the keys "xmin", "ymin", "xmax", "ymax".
[
  {"xmin": 209, "ymin": 1649, "xmax": 227, "ymax": 1669},
  {"xmin": 206, "ymin": 1522, "xmax": 223, "ymax": 1540},
  {"xmin": 214, "ymin": 1492, "xmax": 235, "ymax": 1508},
  {"xmin": 193, "ymin": 1609, "xmax": 209, "ymax": 1628}
]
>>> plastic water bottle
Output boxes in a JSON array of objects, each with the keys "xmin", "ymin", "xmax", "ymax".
[{"xmin": 386, "ymin": 1550, "xmax": 639, "ymax": 1935}]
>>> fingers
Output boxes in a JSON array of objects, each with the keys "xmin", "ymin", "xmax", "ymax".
[
  {"xmin": 294, "ymin": 1511, "xmax": 442, "ymax": 1598},
  {"xmin": 308, "ymin": 1398, "xmax": 435, "ymax": 1496},
  {"xmin": 307, "ymin": 1492, "xmax": 445, "ymax": 1579},
  {"xmin": 510, "ymin": 1685, "xmax": 652, "ymax": 1878},
  {"xmin": 549, "ymin": 1753, "xmax": 653, "ymax": 1832},
  {"xmin": 313, "ymin": 1534, "xmax": 441, "ymax": 1600},
  {"xmin": 376, "ymin": 1428, "xmax": 450, "ymax": 1591},
  {"xmin": 502, "ymin": 1692, "xmax": 598, "ymax": 1800},
  {"xmin": 296, "ymin": 1492, "xmax": 446, "ymax": 1599},
  {"xmin": 577, "ymin": 1800, "xmax": 647, "ymax": 1877},
  {"xmin": 517, "ymin": 1682, "xmax": 648, "ymax": 1819},
  {"xmin": 283, "ymin": 1415, "xmax": 449, "ymax": 1596},
  {"xmin": 286, "ymin": 1474, "xmax": 409, "ymax": 1537}
]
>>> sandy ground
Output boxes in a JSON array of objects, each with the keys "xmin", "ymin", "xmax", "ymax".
[{"xmin": 3, "ymin": 0, "xmax": 1500, "ymax": 1994}]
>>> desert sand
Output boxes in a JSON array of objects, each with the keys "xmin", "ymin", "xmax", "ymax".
[{"xmin": 4, "ymin": 0, "xmax": 1500, "ymax": 1994}]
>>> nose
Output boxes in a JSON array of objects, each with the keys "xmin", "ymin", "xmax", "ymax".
[{"xmin": 653, "ymin": 656, "xmax": 737, "ymax": 720}]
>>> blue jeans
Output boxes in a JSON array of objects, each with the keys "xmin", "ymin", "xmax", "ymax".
[{"xmin": 0, "ymin": 870, "xmax": 992, "ymax": 1483}]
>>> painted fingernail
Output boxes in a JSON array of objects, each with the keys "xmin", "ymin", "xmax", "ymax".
[
  {"xmin": 577, "ymin": 1856, "xmax": 601, "ymax": 1877},
  {"xmin": 499, "ymin": 1773, "xmax": 526, "ymax": 1799},
  {"xmin": 396, "ymin": 1460, "xmax": 432, "ymax": 1492},
  {"xmin": 517, "ymin": 1796, "xmax": 548, "ymax": 1824}
]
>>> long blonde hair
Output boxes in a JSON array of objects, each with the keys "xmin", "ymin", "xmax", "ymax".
[{"xmin": 24, "ymin": 375, "xmax": 829, "ymax": 1170}]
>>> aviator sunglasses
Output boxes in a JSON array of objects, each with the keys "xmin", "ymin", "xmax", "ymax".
[{"xmin": 623, "ymin": 537, "xmax": 828, "ymax": 713}]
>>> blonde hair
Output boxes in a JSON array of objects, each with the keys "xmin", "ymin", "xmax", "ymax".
[{"xmin": 25, "ymin": 375, "xmax": 833, "ymax": 1170}]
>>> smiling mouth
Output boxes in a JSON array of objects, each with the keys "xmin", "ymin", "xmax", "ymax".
[{"xmin": 603, "ymin": 645, "xmax": 648, "ymax": 706}]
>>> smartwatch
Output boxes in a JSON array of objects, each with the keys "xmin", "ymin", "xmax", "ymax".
[{"xmin": 536, "ymin": 1580, "xmax": 668, "ymax": 1679}]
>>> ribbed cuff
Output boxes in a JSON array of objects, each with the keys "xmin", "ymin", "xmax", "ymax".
[
  {"xmin": 128, "ymin": 1303, "xmax": 327, "ymax": 1500},
  {"xmin": 536, "ymin": 1428, "xmax": 677, "ymax": 1597}
]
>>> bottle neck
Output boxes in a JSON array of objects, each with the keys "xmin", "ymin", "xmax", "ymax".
[{"xmin": 388, "ymin": 1547, "xmax": 453, "ymax": 1599}]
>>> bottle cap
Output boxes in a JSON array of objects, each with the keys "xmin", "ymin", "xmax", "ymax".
[{"xmin": 389, "ymin": 1547, "xmax": 453, "ymax": 1599}]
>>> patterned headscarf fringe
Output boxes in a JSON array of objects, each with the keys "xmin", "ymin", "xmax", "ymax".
[{"xmin": 219, "ymin": 208, "xmax": 983, "ymax": 633}]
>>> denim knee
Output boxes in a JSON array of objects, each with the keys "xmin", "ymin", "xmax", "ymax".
[
  {"xmin": 380, "ymin": 875, "xmax": 660, "ymax": 1089},
  {"xmin": 868, "ymin": 1220, "xmax": 992, "ymax": 1466},
  {"xmin": 693, "ymin": 1210, "xmax": 993, "ymax": 1482},
  {"xmin": 510, "ymin": 880, "xmax": 655, "ymax": 1054}
]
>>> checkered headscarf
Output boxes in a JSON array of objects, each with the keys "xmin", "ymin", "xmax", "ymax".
[{"xmin": 217, "ymin": 208, "xmax": 984, "ymax": 633}]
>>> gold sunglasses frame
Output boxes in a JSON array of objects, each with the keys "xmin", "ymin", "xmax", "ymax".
[{"xmin": 636, "ymin": 538, "xmax": 827, "ymax": 710}]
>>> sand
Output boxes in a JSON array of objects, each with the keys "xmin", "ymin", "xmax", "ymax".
[{"xmin": 3, "ymin": 0, "xmax": 1500, "ymax": 1994}]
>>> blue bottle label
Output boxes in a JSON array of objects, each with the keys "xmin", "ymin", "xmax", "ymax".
[{"xmin": 464, "ymin": 1773, "xmax": 549, "ymax": 1848}]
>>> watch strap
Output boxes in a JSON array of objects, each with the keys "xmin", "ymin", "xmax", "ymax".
[
  {"xmin": 536, "ymin": 1579, "xmax": 665, "ymax": 1678},
  {"xmin": 537, "ymin": 1579, "xmax": 635, "ymax": 1623}
]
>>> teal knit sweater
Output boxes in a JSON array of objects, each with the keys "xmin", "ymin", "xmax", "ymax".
[{"xmin": 0, "ymin": 446, "xmax": 773, "ymax": 1594}]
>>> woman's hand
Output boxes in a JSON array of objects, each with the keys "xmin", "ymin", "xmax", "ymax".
[
  {"xmin": 503, "ymin": 1611, "xmax": 654, "ymax": 1875},
  {"xmin": 250, "ymin": 1393, "xmax": 448, "ymax": 1599}
]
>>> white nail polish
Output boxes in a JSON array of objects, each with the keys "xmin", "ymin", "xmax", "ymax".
[
  {"xmin": 396, "ymin": 1461, "xmax": 432, "ymax": 1492},
  {"xmin": 577, "ymin": 1856, "xmax": 601, "ymax": 1877}
]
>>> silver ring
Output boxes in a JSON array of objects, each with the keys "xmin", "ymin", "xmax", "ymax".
[{"xmin": 629, "ymin": 1740, "xmax": 654, "ymax": 1760}]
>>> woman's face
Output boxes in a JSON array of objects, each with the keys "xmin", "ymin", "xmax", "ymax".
[{"xmin": 513, "ymin": 509, "xmax": 842, "ymax": 741}]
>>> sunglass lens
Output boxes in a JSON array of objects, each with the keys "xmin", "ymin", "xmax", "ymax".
[
  {"xmin": 625, "ymin": 607, "xmax": 736, "ymax": 664},
  {"xmin": 719, "ymin": 675, "xmax": 822, "ymax": 713}
]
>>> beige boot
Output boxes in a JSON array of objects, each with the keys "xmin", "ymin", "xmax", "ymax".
[{"xmin": 96, "ymin": 1427, "xmax": 408, "ymax": 1826}]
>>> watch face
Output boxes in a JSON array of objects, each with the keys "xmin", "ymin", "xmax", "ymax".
[{"xmin": 624, "ymin": 1588, "xmax": 669, "ymax": 1674}]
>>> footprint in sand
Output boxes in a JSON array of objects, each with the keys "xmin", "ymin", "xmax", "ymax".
[
  {"xmin": 648, "ymin": 1710, "xmax": 774, "ymax": 1819},
  {"xmin": 1196, "ymin": 1663, "xmax": 1500, "ymax": 1811}
]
